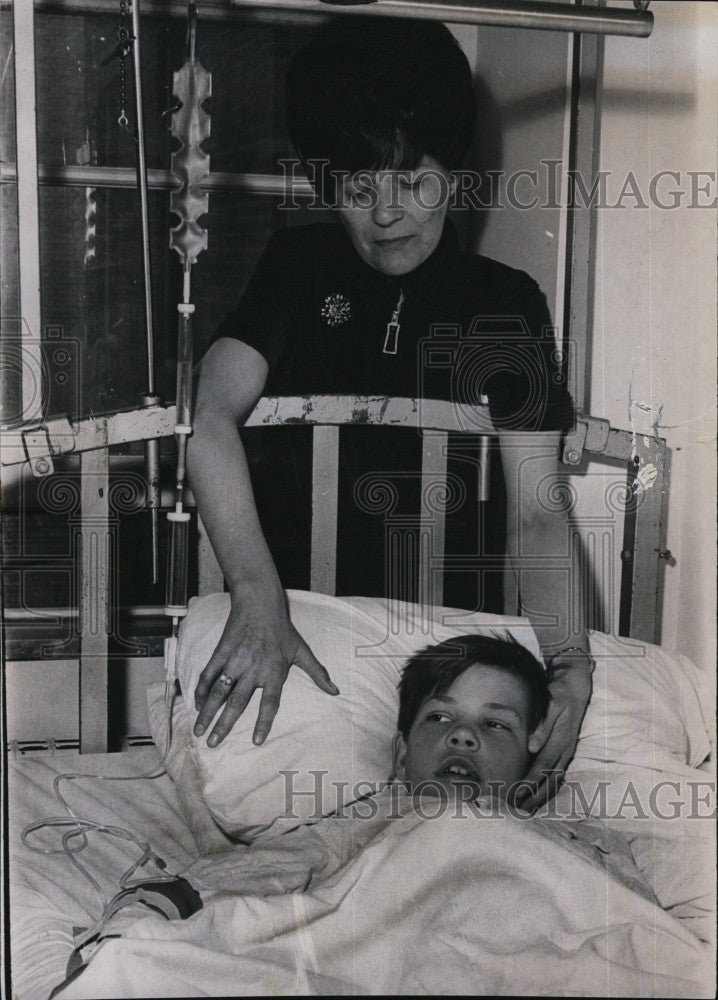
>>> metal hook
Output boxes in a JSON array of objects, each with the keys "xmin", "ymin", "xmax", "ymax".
[{"xmin": 160, "ymin": 100, "xmax": 183, "ymax": 123}]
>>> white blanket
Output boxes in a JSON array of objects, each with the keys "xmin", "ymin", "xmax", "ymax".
[{"xmin": 55, "ymin": 798, "xmax": 713, "ymax": 998}]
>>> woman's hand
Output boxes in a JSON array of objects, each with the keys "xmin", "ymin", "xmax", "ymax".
[
  {"xmin": 517, "ymin": 652, "xmax": 593, "ymax": 811},
  {"xmin": 193, "ymin": 582, "xmax": 339, "ymax": 747},
  {"xmin": 187, "ymin": 340, "xmax": 339, "ymax": 749}
]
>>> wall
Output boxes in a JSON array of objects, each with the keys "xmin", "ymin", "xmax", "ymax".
[
  {"xmin": 469, "ymin": 22, "xmax": 570, "ymax": 319},
  {"xmin": 589, "ymin": 0, "xmax": 716, "ymax": 672},
  {"xmin": 471, "ymin": 4, "xmax": 716, "ymax": 672}
]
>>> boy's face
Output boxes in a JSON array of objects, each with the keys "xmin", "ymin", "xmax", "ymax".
[{"xmin": 393, "ymin": 665, "xmax": 533, "ymax": 801}]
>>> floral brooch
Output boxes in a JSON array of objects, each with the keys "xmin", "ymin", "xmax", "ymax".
[{"xmin": 321, "ymin": 292, "xmax": 351, "ymax": 327}]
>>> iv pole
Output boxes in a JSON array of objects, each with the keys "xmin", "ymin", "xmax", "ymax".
[
  {"xmin": 126, "ymin": 0, "xmax": 163, "ymax": 584},
  {"xmin": 163, "ymin": 3, "xmax": 212, "ymax": 722}
]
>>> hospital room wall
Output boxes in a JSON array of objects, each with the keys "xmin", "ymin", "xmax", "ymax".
[
  {"xmin": 467, "ymin": 5, "xmax": 716, "ymax": 673},
  {"xmin": 588, "ymin": 0, "xmax": 717, "ymax": 675}
]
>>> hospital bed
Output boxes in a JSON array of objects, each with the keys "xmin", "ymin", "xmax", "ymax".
[
  {"xmin": 3, "ymin": 0, "xmax": 715, "ymax": 997},
  {"xmin": 7, "ymin": 591, "xmax": 716, "ymax": 998},
  {"xmin": 6, "ymin": 391, "xmax": 715, "ymax": 998}
]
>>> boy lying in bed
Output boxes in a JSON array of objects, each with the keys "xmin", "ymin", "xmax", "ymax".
[{"xmin": 187, "ymin": 633, "xmax": 649, "ymax": 900}]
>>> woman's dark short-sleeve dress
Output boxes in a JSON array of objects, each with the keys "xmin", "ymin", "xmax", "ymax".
[{"xmin": 211, "ymin": 220, "xmax": 574, "ymax": 612}]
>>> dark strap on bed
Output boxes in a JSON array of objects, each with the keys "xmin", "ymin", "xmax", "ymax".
[{"xmin": 49, "ymin": 877, "xmax": 203, "ymax": 999}]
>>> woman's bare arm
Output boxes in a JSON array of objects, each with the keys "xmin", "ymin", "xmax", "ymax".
[
  {"xmin": 186, "ymin": 338, "xmax": 338, "ymax": 747},
  {"xmin": 498, "ymin": 430, "xmax": 593, "ymax": 808}
]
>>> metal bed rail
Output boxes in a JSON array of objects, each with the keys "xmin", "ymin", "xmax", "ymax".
[{"xmin": 2, "ymin": 398, "xmax": 667, "ymax": 752}]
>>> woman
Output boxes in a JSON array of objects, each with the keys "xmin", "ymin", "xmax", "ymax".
[{"xmin": 187, "ymin": 20, "xmax": 593, "ymax": 808}]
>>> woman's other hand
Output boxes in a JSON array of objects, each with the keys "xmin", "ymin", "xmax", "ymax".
[
  {"xmin": 192, "ymin": 583, "xmax": 339, "ymax": 747},
  {"xmin": 517, "ymin": 651, "xmax": 593, "ymax": 810},
  {"xmin": 498, "ymin": 431, "xmax": 594, "ymax": 811}
]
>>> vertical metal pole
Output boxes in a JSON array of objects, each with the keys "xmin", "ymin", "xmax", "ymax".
[
  {"xmin": 563, "ymin": 0, "xmax": 605, "ymax": 413},
  {"xmin": 419, "ymin": 430, "xmax": 448, "ymax": 610},
  {"xmin": 129, "ymin": 0, "xmax": 155, "ymax": 394},
  {"xmin": 12, "ymin": 0, "xmax": 43, "ymax": 422},
  {"xmin": 130, "ymin": 0, "xmax": 162, "ymax": 581},
  {"xmin": 78, "ymin": 441, "xmax": 110, "ymax": 752},
  {"xmin": 619, "ymin": 436, "xmax": 666, "ymax": 643}
]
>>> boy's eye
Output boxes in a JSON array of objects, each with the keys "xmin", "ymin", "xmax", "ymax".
[
  {"xmin": 425, "ymin": 711, "xmax": 451, "ymax": 723},
  {"xmin": 484, "ymin": 719, "xmax": 510, "ymax": 732}
]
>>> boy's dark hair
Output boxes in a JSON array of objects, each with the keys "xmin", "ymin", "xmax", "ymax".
[
  {"xmin": 397, "ymin": 633, "xmax": 549, "ymax": 738},
  {"xmin": 285, "ymin": 18, "xmax": 476, "ymax": 196}
]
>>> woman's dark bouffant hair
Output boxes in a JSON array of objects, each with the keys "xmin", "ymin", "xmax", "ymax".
[
  {"xmin": 397, "ymin": 633, "xmax": 549, "ymax": 739},
  {"xmin": 285, "ymin": 18, "xmax": 476, "ymax": 193}
]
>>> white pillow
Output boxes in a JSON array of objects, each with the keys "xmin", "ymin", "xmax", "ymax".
[
  {"xmin": 171, "ymin": 590, "xmax": 542, "ymax": 842},
  {"xmin": 161, "ymin": 590, "xmax": 711, "ymax": 845},
  {"xmin": 567, "ymin": 631, "xmax": 710, "ymax": 773},
  {"xmin": 552, "ymin": 633, "xmax": 713, "ymax": 941},
  {"xmin": 146, "ymin": 681, "xmax": 239, "ymax": 855}
]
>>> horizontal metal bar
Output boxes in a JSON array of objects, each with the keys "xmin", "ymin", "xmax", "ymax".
[
  {"xmin": 3, "ymin": 605, "xmax": 168, "ymax": 620},
  {"xmin": 7, "ymin": 738, "xmax": 82, "ymax": 754},
  {"xmin": 0, "ymin": 0, "xmax": 655, "ymax": 35},
  {"xmin": 229, "ymin": 0, "xmax": 654, "ymax": 37},
  {"xmin": 2, "ymin": 396, "xmax": 662, "ymax": 470},
  {"xmin": 0, "ymin": 0, "xmax": 326, "ymax": 26},
  {"xmin": 0, "ymin": 396, "xmax": 495, "ymax": 466},
  {"xmin": 0, "ymin": 163, "xmax": 315, "ymax": 197},
  {"xmin": 250, "ymin": 395, "xmax": 494, "ymax": 431}
]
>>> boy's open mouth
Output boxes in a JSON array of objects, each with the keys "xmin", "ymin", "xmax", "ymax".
[{"xmin": 437, "ymin": 756, "xmax": 481, "ymax": 781}]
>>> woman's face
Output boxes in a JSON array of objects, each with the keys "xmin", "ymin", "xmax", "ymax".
[{"xmin": 335, "ymin": 155, "xmax": 453, "ymax": 277}]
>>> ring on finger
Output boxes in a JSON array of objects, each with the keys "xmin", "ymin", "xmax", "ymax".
[{"xmin": 218, "ymin": 673, "xmax": 234, "ymax": 687}]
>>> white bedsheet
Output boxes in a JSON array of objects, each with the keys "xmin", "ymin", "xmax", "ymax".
[{"xmin": 52, "ymin": 796, "xmax": 714, "ymax": 998}]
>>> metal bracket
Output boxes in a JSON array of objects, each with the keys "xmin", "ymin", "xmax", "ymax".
[
  {"xmin": 562, "ymin": 412, "xmax": 612, "ymax": 464},
  {"xmin": 2, "ymin": 406, "xmax": 177, "ymax": 471},
  {"xmin": 20, "ymin": 417, "xmax": 76, "ymax": 477},
  {"xmin": 560, "ymin": 410, "xmax": 668, "ymax": 642}
]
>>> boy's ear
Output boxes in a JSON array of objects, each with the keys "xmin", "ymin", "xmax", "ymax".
[{"xmin": 392, "ymin": 732, "xmax": 408, "ymax": 780}]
